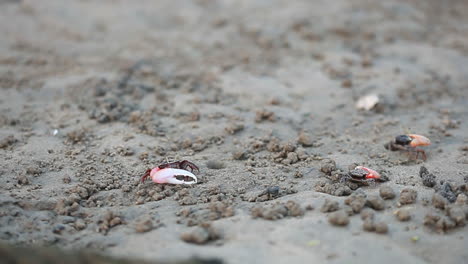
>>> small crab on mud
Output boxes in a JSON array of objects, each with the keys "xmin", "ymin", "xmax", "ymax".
[
  {"xmin": 141, "ymin": 160, "xmax": 199, "ymax": 185},
  {"xmin": 345, "ymin": 166, "xmax": 388, "ymax": 185},
  {"xmin": 384, "ymin": 134, "xmax": 431, "ymax": 160}
]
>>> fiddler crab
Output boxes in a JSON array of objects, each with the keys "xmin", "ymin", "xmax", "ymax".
[
  {"xmin": 384, "ymin": 134, "xmax": 431, "ymax": 160},
  {"xmin": 141, "ymin": 160, "xmax": 199, "ymax": 185},
  {"xmin": 346, "ymin": 166, "xmax": 388, "ymax": 185}
]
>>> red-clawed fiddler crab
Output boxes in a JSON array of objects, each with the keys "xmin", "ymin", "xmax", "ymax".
[
  {"xmin": 141, "ymin": 160, "xmax": 199, "ymax": 185},
  {"xmin": 346, "ymin": 166, "xmax": 388, "ymax": 185},
  {"xmin": 384, "ymin": 134, "xmax": 431, "ymax": 160}
]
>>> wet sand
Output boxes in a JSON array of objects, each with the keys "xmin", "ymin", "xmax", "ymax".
[{"xmin": 0, "ymin": 0, "xmax": 467, "ymax": 263}]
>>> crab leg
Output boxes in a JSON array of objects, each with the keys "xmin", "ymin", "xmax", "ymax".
[
  {"xmin": 179, "ymin": 160, "xmax": 200, "ymax": 173},
  {"xmin": 158, "ymin": 160, "xmax": 200, "ymax": 173},
  {"xmin": 141, "ymin": 169, "xmax": 152, "ymax": 183}
]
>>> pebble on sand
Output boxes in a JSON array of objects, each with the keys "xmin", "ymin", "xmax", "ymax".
[{"xmin": 328, "ymin": 210, "xmax": 349, "ymax": 226}]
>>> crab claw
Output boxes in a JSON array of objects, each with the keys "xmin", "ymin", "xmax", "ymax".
[
  {"xmin": 408, "ymin": 134, "xmax": 431, "ymax": 147},
  {"xmin": 355, "ymin": 166, "xmax": 381, "ymax": 180},
  {"xmin": 150, "ymin": 168, "xmax": 197, "ymax": 185}
]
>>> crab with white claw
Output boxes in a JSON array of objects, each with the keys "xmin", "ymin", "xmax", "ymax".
[
  {"xmin": 346, "ymin": 166, "xmax": 388, "ymax": 185},
  {"xmin": 141, "ymin": 160, "xmax": 199, "ymax": 185}
]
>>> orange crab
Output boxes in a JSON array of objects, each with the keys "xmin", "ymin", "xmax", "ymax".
[
  {"xmin": 347, "ymin": 166, "xmax": 388, "ymax": 185},
  {"xmin": 384, "ymin": 134, "xmax": 431, "ymax": 160}
]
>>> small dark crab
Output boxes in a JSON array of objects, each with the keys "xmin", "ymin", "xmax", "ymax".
[
  {"xmin": 141, "ymin": 160, "xmax": 199, "ymax": 185},
  {"xmin": 346, "ymin": 166, "xmax": 388, "ymax": 185},
  {"xmin": 384, "ymin": 134, "xmax": 431, "ymax": 160},
  {"xmin": 156, "ymin": 160, "xmax": 199, "ymax": 173}
]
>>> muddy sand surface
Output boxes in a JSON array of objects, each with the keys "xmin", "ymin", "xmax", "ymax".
[{"xmin": 0, "ymin": 0, "xmax": 468, "ymax": 263}]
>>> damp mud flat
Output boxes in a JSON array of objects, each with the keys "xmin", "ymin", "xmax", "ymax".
[{"xmin": 0, "ymin": 0, "xmax": 467, "ymax": 263}]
